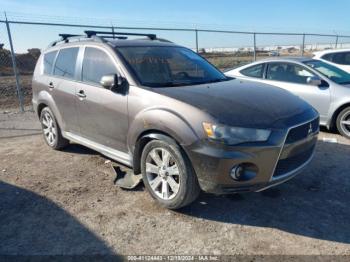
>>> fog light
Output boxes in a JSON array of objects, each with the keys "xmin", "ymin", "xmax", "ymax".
[{"xmin": 230, "ymin": 165, "xmax": 244, "ymax": 181}]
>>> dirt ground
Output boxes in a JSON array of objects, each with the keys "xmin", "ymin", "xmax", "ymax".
[{"xmin": 0, "ymin": 110, "xmax": 350, "ymax": 257}]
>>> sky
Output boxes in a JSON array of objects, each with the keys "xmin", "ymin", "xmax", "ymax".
[{"xmin": 1, "ymin": 0, "xmax": 350, "ymax": 52}]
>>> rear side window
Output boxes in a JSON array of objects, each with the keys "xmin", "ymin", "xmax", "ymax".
[
  {"xmin": 53, "ymin": 47, "xmax": 79, "ymax": 79},
  {"xmin": 43, "ymin": 51, "xmax": 57, "ymax": 75},
  {"xmin": 322, "ymin": 52, "xmax": 350, "ymax": 65},
  {"xmin": 322, "ymin": 53, "xmax": 334, "ymax": 62},
  {"xmin": 82, "ymin": 47, "xmax": 117, "ymax": 84},
  {"xmin": 240, "ymin": 64, "xmax": 264, "ymax": 78}
]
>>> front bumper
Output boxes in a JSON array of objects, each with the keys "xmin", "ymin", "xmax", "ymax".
[{"xmin": 185, "ymin": 117, "xmax": 319, "ymax": 194}]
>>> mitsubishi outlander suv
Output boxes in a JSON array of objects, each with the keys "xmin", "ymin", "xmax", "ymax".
[{"xmin": 32, "ymin": 31, "xmax": 319, "ymax": 209}]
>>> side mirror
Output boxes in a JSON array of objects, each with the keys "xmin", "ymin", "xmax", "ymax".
[
  {"xmin": 100, "ymin": 74, "xmax": 126, "ymax": 90},
  {"xmin": 306, "ymin": 76, "xmax": 322, "ymax": 86}
]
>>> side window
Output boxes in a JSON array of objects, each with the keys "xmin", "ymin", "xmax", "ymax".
[
  {"xmin": 82, "ymin": 47, "xmax": 117, "ymax": 84},
  {"xmin": 43, "ymin": 51, "xmax": 57, "ymax": 75},
  {"xmin": 266, "ymin": 63, "xmax": 315, "ymax": 84},
  {"xmin": 322, "ymin": 53, "xmax": 334, "ymax": 62},
  {"xmin": 240, "ymin": 64, "xmax": 264, "ymax": 78},
  {"xmin": 53, "ymin": 47, "xmax": 79, "ymax": 79},
  {"xmin": 332, "ymin": 52, "xmax": 350, "ymax": 65}
]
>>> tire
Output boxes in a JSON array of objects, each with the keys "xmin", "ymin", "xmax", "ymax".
[
  {"xmin": 40, "ymin": 107, "xmax": 69, "ymax": 150},
  {"xmin": 141, "ymin": 138, "xmax": 200, "ymax": 209},
  {"xmin": 336, "ymin": 107, "xmax": 350, "ymax": 139}
]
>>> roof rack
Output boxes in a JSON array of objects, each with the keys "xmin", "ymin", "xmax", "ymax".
[
  {"xmin": 49, "ymin": 34, "xmax": 88, "ymax": 47},
  {"xmin": 84, "ymin": 30, "xmax": 157, "ymax": 40},
  {"xmin": 58, "ymin": 34, "xmax": 84, "ymax": 42},
  {"xmin": 48, "ymin": 30, "xmax": 160, "ymax": 47}
]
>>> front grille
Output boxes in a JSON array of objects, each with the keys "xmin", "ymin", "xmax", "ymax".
[
  {"xmin": 273, "ymin": 146, "xmax": 315, "ymax": 178},
  {"xmin": 285, "ymin": 118, "xmax": 319, "ymax": 144}
]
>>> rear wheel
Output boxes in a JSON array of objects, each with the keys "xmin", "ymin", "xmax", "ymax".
[
  {"xmin": 40, "ymin": 107, "xmax": 69, "ymax": 150},
  {"xmin": 141, "ymin": 139, "xmax": 200, "ymax": 209},
  {"xmin": 336, "ymin": 107, "xmax": 350, "ymax": 139}
]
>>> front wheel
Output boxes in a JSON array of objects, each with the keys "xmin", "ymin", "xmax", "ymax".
[
  {"xmin": 141, "ymin": 139, "xmax": 200, "ymax": 209},
  {"xmin": 336, "ymin": 107, "xmax": 350, "ymax": 139}
]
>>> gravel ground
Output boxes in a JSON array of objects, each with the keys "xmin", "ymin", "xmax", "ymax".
[{"xmin": 0, "ymin": 110, "xmax": 350, "ymax": 256}]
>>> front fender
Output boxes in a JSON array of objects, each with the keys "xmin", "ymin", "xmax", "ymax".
[{"xmin": 127, "ymin": 107, "xmax": 199, "ymax": 153}]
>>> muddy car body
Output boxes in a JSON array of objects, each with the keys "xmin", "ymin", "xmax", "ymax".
[{"xmin": 32, "ymin": 32, "xmax": 319, "ymax": 209}]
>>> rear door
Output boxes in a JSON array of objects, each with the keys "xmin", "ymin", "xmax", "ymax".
[
  {"xmin": 263, "ymin": 62, "xmax": 331, "ymax": 120},
  {"xmin": 50, "ymin": 47, "xmax": 80, "ymax": 133},
  {"xmin": 75, "ymin": 46, "xmax": 129, "ymax": 152}
]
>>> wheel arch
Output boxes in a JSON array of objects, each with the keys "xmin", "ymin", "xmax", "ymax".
[
  {"xmin": 132, "ymin": 130, "xmax": 192, "ymax": 175},
  {"xmin": 330, "ymin": 102, "xmax": 350, "ymax": 130},
  {"xmin": 36, "ymin": 91, "xmax": 65, "ymax": 130},
  {"xmin": 37, "ymin": 102, "xmax": 48, "ymax": 118}
]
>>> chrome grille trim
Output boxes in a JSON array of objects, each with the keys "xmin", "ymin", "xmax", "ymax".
[{"xmin": 269, "ymin": 116, "xmax": 319, "ymax": 182}]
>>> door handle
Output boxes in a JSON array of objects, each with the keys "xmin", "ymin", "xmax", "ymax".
[
  {"xmin": 77, "ymin": 90, "xmax": 86, "ymax": 98},
  {"xmin": 48, "ymin": 82, "xmax": 54, "ymax": 88}
]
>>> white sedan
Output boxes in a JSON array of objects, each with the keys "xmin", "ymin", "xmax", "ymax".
[{"xmin": 225, "ymin": 57, "xmax": 350, "ymax": 139}]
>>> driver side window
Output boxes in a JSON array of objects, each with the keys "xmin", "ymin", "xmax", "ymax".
[
  {"xmin": 82, "ymin": 47, "xmax": 118, "ymax": 85},
  {"xmin": 266, "ymin": 62, "xmax": 315, "ymax": 85}
]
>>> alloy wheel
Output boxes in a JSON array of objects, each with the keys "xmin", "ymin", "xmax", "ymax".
[
  {"xmin": 145, "ymin": 147, "xmax": 180, "ymax": 200},
  {"xmin": 41, "ymin": 111, "xmax": 57, "ymax": 146},
  {"xmin": 340, "ymin": 111, "xmax": 350, "ymax": 137}
]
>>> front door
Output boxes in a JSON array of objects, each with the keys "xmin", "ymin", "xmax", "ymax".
[{"xmin": 75, "ymin": 46, "xmax": 129, "ymax": 152}]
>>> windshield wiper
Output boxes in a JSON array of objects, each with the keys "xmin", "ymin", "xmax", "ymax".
[
  {"xmin": 144, "ymin": 77, "xmax": 231, "ymax": 88},
  {"xmin": 208, "ymin": 78, "xmax": 230, "ymax": 83},
  {"xmin": 192, "ymin": 78, "xmax": 230, "ymax": 85},
  {"xmin": 145, "ymin": 82, "xmax": 188, "ymax": 87}
]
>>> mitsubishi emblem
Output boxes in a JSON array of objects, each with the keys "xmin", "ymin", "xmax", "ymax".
[{"xmin": 308, "ymin": 123, "xmax": 313, "ymax": 135}]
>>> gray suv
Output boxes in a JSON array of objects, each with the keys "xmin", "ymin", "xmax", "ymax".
[{"xmin": 32, "ymin": 31, "xmax": 319, "ymax": 209}]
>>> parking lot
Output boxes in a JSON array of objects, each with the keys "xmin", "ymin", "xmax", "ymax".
[{"xmin": 0, "ymin": 110, "xmax": 350, "ymax": 256}]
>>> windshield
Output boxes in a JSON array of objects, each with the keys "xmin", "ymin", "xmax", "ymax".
[
  {"xmin": 117, "ymin": 46, "xmax": 228, "ymax": 87},
  {"xmin": 304, "ymin": 60, "xmax": 350, "ymax": 85}
]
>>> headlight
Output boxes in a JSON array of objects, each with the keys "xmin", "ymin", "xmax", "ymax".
[{"xmin": 202, "ymin": 122, "xmax": 271, "ymax": 145}]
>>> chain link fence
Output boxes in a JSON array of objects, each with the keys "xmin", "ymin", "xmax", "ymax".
[
  {"xmin": 0, "ymin": 21, "xmax": 21, "ymax": 112},
  {"xmin": 1, "ymin": 17, "xmax": 350, "ymax": 112}
]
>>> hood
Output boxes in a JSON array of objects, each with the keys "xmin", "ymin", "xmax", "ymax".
[{"xmin": 153, "ymin": 79, "xmax": 316, "ymax": 129}]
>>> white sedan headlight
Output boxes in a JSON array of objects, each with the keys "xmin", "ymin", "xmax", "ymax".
[{"xmin": 202, "ymin": 122, "xmax": 271, "ymax": 145}]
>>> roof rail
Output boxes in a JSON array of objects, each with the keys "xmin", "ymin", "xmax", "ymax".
[{"xmin": 84, "ymin": 30, "xmax": 157, "ymax": 40}]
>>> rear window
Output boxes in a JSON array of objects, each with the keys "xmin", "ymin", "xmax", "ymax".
[
  {"xmin": 43, "ymin": 51, "xmax": 57, "ymax": 75},
  {"xmin": 240, "ymin": 64, "xmax": 264, "ymax": 78},
  {"xmin": 53, "ymin": 47, "xmax": 79, "ymax": 79}
]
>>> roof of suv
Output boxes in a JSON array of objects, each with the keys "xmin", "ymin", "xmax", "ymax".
[{"xmin": 47, "ymin": 31, "xmax": 180, "ymax": 50}]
